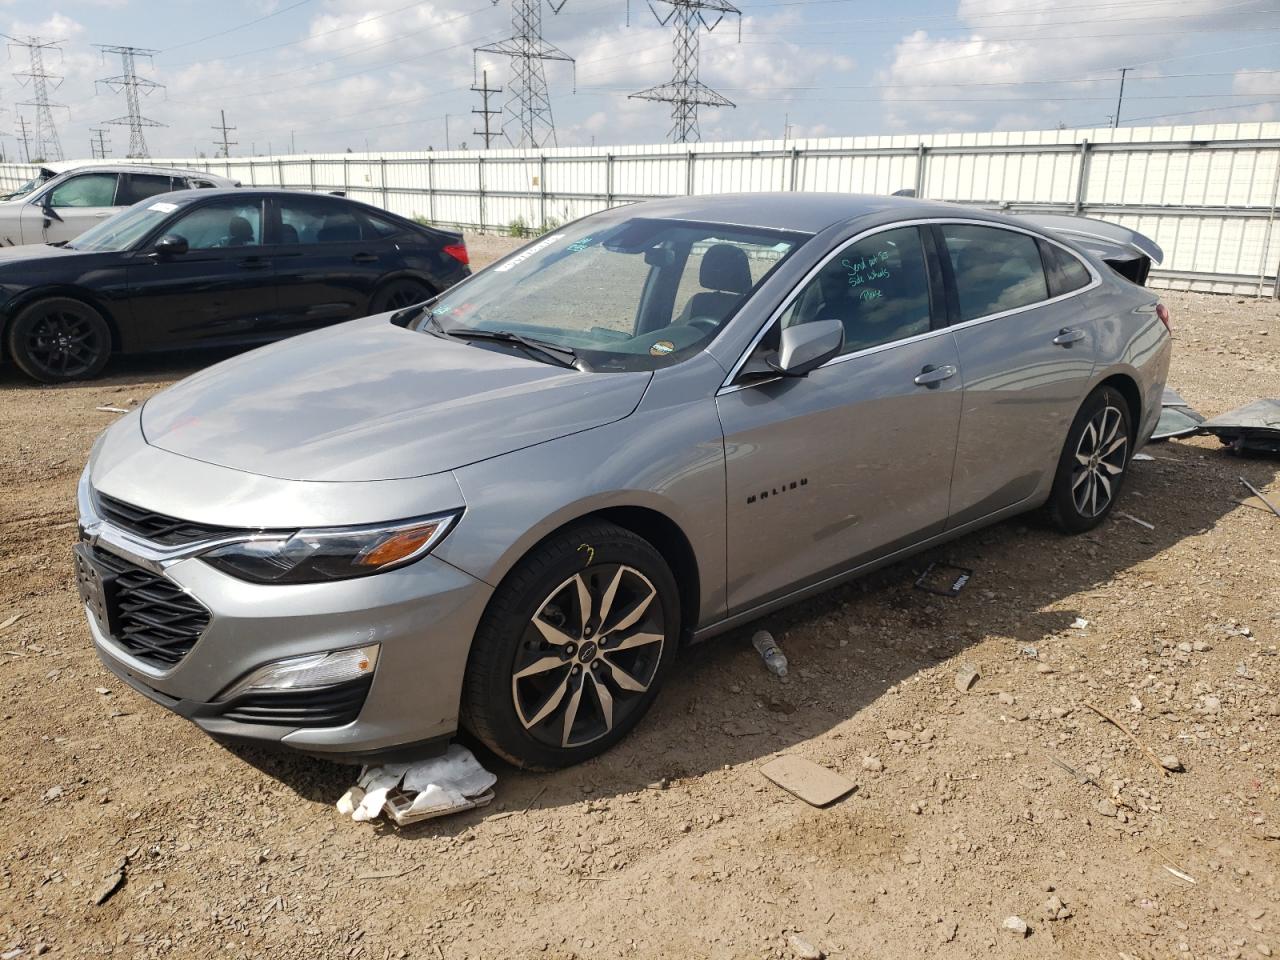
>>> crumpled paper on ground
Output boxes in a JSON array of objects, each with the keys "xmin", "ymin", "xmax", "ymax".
[{"xmin": 336, "ymin": 744, "xmax": 497, "ymax": 825}]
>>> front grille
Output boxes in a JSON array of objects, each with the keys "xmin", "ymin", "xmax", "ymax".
[
  {"xmin": 92, "ymin": 547, "xmax": 211, "ymax": 667},
  {"xmin": 97, "ymin": 493, "xmax": 238, "ymax": 546},
  {"xmin": 220, "ymin": 677, "xmax": 372, "ymax": 728}
]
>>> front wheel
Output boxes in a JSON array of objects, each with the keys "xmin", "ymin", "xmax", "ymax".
[
  {"xmin": 6, "ymin": 297, "xmax": 112, "ymax": 383},
  {"xmin": 1045, "ymin": 385, "xmax": 1133, "ymax": 534},
  {"xmin": 461, "ymin": 522, "xmax": 680, "ymax": 770}
]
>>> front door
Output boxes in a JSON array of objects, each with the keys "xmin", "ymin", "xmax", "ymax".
[
  {"xmin": 717, "ymin": 225, "xmax": 964, "ymax": 612},
  {"xmin": 936, "ymin": 223, "xmax": 1099, "ymax": 527},
  {"xmin": 23, "ymin": 172, "xmax": 121, "ymax": 244},
  {"xmin": 125, "ymin": 197, "xmax": 281, "ymax": 350}
]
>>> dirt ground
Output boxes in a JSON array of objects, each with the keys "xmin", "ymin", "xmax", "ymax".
[{"xmin": 1, "ymin": 236, "xmax": 1278, "ymax": 960}]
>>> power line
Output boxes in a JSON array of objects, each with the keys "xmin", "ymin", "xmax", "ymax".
[
  {"xmin": 96, "ymin": 45, "xmax": 166, "ymax": 159},
  {"xmin": 472, "ymin": 68, "xmax": 503, "ymax": 148},
  {"xmin": 163, "ymin": 0, "xmax": 313, "ymax": 53},
  {"xmin": 6, "ymin": 35, "xmax": 65, "ymax": 162},
  {"xmin": 476, "ymin": 0, "xmax": 575, "ymax": 148},
  {"xmin": 89, "ymin": 127, "xmax": 110, "ymax": 159},
  {"xmin": 630, "ymin": 0, "xmax": 742, "ymax": 144},
  {"xmin": 212, "ymin": 108, "xmax": 237, "ymax": 157}
]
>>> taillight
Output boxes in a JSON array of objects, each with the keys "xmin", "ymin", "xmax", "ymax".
[
  {"xmin": 443, "ymin": 243, "xmax": 469, "ymax": 265},
  {"xmin": 1155, "ymin": 302, "xmax": 1171, "ymax": 333}
]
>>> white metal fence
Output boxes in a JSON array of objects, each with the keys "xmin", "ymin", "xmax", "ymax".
[{"xmin": 3, "ymin": 121, "xmax": 1278, "ymax": 296}]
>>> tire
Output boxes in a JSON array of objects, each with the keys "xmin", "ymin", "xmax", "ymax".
[
  {"xmin": 1045, "ymin": 385, "xmax": 1133, "ymax": 534},
  {"xmin": 368, "ymin": 278, "xmax": 434, "ymax": 315},
  {"xmin": 6, "ymin": 297, "xmax": 112, "ymax": 384},
  {"xmin": 461, "ymin": 521, "xmax": 681, "ymax": 770}
]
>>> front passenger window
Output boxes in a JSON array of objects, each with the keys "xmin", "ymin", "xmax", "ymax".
[
  {"xmin": 47, "ymin": 173, "xmax": 119, "ymax": 208},
  {"xmin": 780, "ymin": 226, "xmax": 933, "ymax": 355},
  {"xmin": 941, "ymin": 224, "xmax": 1049, "ymax": 321}
]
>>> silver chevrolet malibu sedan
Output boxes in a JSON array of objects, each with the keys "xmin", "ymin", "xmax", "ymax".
[{"xmin": 76, "ymin": 193, "xmax": 1171, "ymax": 770}]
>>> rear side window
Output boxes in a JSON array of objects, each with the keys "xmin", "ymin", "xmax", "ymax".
[
  {"xmin": 940, "ymin": 224, "xmax": 1049, "ymax": 322},
  {"xmin": 1045, "ymin": 244, "xmax": 1092, "ymax": 296},
  {"xmin": 118, "ymin": 174, "xmax": 177, "ymax": 205},
  {"xmin": 277, "ymin": 196, "xmax": 380, "ymax": 244}
]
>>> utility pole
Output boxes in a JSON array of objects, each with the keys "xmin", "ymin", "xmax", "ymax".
[
  {"xmin": 6, "ymin": 35, "xmax": 66, "ymax": 161},
  {"xmin": 212, "ymin": 109, "xmax": 236, "ymax": 158},
  {"xmin": 629, "ymin": 0, "xmax": 740, "ymax": 144},
  {"xmin": 475, "ymin": 0, "xmax": 574, "ymax": 148},
  {"xmin": 445, "ymin": 113, "xmax": 453, "ymax": 151},
  {"xmin": 96, "ymin": 45, "xmax": 165, "ymax": 158},
  {"xmin": 15, "ymin": 115, "xmax": 31, "ymax": 163},
  {"xmin": 1113, "ymin": 67, "xmax": 1131, "ymax": 129},
  {"xmin": 89, "ymin": 127, "xmax": 110, "ymax": 159},
  {"xmin": 471, "ymin": 68, "xmax": 503, "ymax": 149}
]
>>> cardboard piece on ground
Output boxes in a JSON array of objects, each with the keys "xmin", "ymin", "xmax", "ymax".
[
  {"xmin": 760, "ymin": 755, "xmax": 856, "ymax": 807},
  {"xmin": 1238, "ymin": 496, "xmax": 1280, "ymax": 518}
]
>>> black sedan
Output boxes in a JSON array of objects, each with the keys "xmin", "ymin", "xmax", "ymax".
[{"xmin": 0, "ymin": 189, "xmax": 470, "ymax": 382}]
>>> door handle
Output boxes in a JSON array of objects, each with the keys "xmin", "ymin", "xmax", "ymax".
[
  {"xmin": 94, "ymin": 212, "xmax": 112, "ymax": 219},
  {"xmin": 914, "ymin": 363, "xmax": 957, "ymax": 387},
  {"xmin": 1053, "ymin": 327, "xmax": 1086, "ymax": 346},
  {"xmin": 238, "ymin": 257, "xmax": 270, "ymax": 270},
  {"xmin": 352, "ymin": 252, "xmax": 379, "ymax": 264}
]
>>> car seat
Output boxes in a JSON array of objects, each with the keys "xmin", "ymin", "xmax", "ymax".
[
  {"xmin": 225, "ymin": 215, "xmax": 255, "ymax": 247},
  {"xmin": 676, "ymin": 244, "xmax": 753, "ymax": 324}
]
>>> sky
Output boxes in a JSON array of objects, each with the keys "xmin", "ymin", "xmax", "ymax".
[{"xmin": 2, "ymin": 0, "xmax": 1278, "ymax": 160}]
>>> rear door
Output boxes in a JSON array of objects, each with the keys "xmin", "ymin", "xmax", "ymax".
[
  {"xmin": 267, "ymin": 195, "xmax": 403, "ymax": 330},
  {"xmin": 23, "ymin": 172, "xmax": 121, "ymax": 243},
  {"xmin": 125, "ymin": 196, "xmax": 281, "ymax": 349},
  {"xmin": 938, "ymin": 222, "xmax": 1100, "ymax": 528},
  {"xmin": 717, "ymin": 224, "xmax": 964, "ymax": 611}
]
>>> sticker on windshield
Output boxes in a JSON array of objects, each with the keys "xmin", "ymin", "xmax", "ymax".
[
  {"xmin": 649, "ymin": 340, "xmax": 675, "ymax": 357},
  {"xmin": 148, "ymin": 201, "xmax": 178, "ymax": 213},
  {"xmin": 494, "ymin": 233, "xmax": 566, "ymax": 272}
]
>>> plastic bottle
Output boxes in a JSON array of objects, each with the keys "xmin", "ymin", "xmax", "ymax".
[{"xmin": 751, "ymin": 629, "xmax": 788, "ymax": 677}]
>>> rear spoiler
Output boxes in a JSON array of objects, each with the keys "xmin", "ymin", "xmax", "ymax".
[{"xmin": 1012, "ymin": 213, "xmax": 1163, "ymax": 286}]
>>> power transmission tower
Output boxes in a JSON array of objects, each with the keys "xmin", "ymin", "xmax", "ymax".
[
  {"xmin": 472, "ymin": 69, "xmax": 503, "ymax": 149},
  {"xmin": 212, "ymin": 109, "xmax": 237, "ymax": 157},
  {"xmin": 475, "ymin": 0, "xmax": 574, "ymax": 148},
  {"xmin": 6, "ymin": 35, "xmax": 65, "ymax": 161},
  {"xmin": 15, "ymin": 115, "xmax": 31, "ymax": 163},
  {"xmin": 95, "ymin": 45, "xmax": 165, "ymax": 158},
  {"xmin": 629, "ymin": 0, "xmax": 740, "ymax": 144},
  {"xmin": 90, "ymin": 127, "xmax": 111, "ymax": 159}
]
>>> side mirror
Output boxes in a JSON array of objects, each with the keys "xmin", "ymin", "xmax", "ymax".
[
  {"xmin": 768, "ymin": 319, "xmax": 844, "ymax": 377},
  {"xmin": 152, "ymin": 234, "xmax": 189, "ymax": 257}
]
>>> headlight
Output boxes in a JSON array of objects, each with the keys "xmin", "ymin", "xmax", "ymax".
[{"xmin": 201, "ymin": 512, "xmax": 459, "ymax": 585}]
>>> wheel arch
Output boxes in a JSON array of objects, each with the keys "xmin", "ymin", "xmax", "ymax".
[{"xmin": 1096, "ymin": 371, "xmax": 1142, "ymax": 440}]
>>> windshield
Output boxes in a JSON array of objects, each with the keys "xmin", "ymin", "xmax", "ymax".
[
  {"xmin": 1, "ymin": 171, "xmax": 53, "ymax": 201},
  {"xmin": 65, "ymin": 200, "xmax": 180, "ymax": 252},
  {"xmin": 417, "ymin": 216, "xmax": 806, "ymax": 371}
]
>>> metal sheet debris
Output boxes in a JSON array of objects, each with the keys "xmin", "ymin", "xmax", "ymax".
[
  {"xmin": 1152, "ymin": 387, "xmax": 1207, "ymax": 441},
  {"xmin": 914, "ymin": 562, "xmax": 972, "ymax": 597},
  {"xmin": 1201, "ymin": 399, "xmax": 1280, "ymax": 455},
  {"xmin": 337, "ymin": 744, "xmax": 497, "ymax": 826}
]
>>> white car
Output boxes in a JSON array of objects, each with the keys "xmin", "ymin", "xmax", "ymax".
[{"xmin": 0, "ymin": 163, "xmax": 239, "ymax": 246}]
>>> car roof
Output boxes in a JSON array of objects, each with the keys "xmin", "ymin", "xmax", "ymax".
[
  {"xmin": 610, "ymin": 192, "xmax": 1028, "ymax": 235},
  {"xmin": 154, "ymin": 187, "xmax": 388, "ymax": 210},
  {"xmin": 45, "ymin": 162, "xmax": 235, "ymax": 181}
]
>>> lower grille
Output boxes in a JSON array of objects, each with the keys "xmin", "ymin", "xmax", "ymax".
[
  {"xmin": 92, "ymin": 547, "xmax": 211, "ymax": 667},
  {"xmin": 219, "ymin": 676, "xmax": 372, "ymax": 728}
]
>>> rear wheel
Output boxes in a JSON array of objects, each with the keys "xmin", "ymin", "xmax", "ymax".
[
  {"xmin": 6, "ymin": 297, "xmax": 111, "ymax": 383},
  {"xmin": 369, "ymin": 278, "xmax": 433, "ymax": 315},
  {"xmin": 1046, "ymin": 385, "xmax": 1132, "ymax": 533},
  {"xmin": 461, "ymin": 521, "xmax": 680, "ymax": 770}
]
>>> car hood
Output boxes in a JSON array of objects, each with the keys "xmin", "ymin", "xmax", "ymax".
[
  {"xmin": 0, "ymin": 242, "xmax": 81, "ymax": 262},
  {"xmin": 140, "ymin": 315, "xmax": 653, "ymax": 482}
]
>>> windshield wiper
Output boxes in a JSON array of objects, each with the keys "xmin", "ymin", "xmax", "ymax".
[{"xmin": 442, "ymin": 326, "xmax": 587, "ymax": 371}]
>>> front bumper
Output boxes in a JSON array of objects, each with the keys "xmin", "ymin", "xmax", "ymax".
[{"xmin": 76, "ymin": 449, "xmax": 493, "ymax": 760}]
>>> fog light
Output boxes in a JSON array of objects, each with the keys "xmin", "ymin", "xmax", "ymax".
[{"xmin": 222, "ymin": 644, "xmax": 379, "ymax": 698}]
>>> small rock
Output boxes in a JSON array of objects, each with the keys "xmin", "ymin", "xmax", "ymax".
[
  {"xmin": 42, "ymin": 786, "xmax": 63, "ymax": 802},
  {"xmin": 1095, "ymin": 798, "xmax": 1118, "ymax": 818},
  {"xmin": 940, "ymin": 921, "xmax": 958, "ymax": 943},
  {"xmin": 1257, "ymin": 945, "xmax": 1272, "ymax": 958},
  {"xmin": 910, "ymin": 802, "xmax": 923, "ymax": 815},
  {"xmin": 1070, "ymin": 617, "xmax": 1089, "ymax": 630},
  {"xmin": 1160, "ymin": 755, "xmax": 1185, "ymax": 772},
  {"xmin": 1202, "ymin": 696, "xmax": 1222, "ymax": 714},
  {"xmin": 1043, "ymin": 894, "xmax": 1072, "ymax": 921},
  {"xmin": 999, "ymin": 692, "xmax": 1016, "ymax": 706},
  {"xmin": 95, "ymin": 687, "xmax": 110, "ymax": 695},
  {"xmin": 885, "ymin": 729, "xmax": 911, "ymax": 743},
  {"xmin": 788, "ymin": 934, "xmax": 823, "ymax": 960},
  {"xmin": 93, "ymin": 868, "xmax": 125, "ymax": 906},
  {"xmin": 861, "ymin": 757, "xmax": 883, "ymax": 773},
  {"xmin": 1002, "ymin": 915, "xmax": 1029, "ymax": 938},
  {"xmin": 955, "ymin": 666, "xmax": 981, "ymax": 692},
  {"xmin": 1036, "ymin": 663, "xmax": 1056, "ymax": 675},
  {"xmin": 1192, "ymin": 641, "xmax": 1211, "ymax": 652}
]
